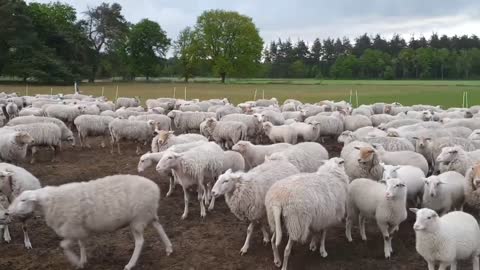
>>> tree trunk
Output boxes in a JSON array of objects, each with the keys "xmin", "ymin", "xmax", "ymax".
[
  {"xmin": 220, "ymin": 72, "xmax": 226, "ymax": 83},
  {"xmin": 184, "ymin": 74, "xmax": 189, "ymax": 83},
  {"xmin": 89, "ymin": 63, "xmax": 97, "ymax": 83},
  {"xmin": 146, "ymin": 75, "xmax": 150, "ymax": 81},
  {"xmin": 441, "ymin": 64, "xmax": 444, "ymax": 80}
]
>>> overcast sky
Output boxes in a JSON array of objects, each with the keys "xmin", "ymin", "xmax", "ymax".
[{"xmin": 29, "ymin": 0, "xmax": 480, "ymax": 45}]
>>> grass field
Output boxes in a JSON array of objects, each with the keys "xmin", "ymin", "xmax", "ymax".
[{"xmin": 0, "ymin": 79, "xmax": 479, "ymax": 107}]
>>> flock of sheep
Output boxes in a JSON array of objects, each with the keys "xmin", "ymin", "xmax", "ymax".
[{"xmin": 0, "ymin": 91, "xmax": 480, "ymax": 269}]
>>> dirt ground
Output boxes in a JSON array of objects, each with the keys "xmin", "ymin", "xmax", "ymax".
[{"xmin": 0, "ymin": 138, "xmax": 461, "ymax": 270}]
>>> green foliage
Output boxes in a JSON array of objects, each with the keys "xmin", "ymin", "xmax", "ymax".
[{"xmin": 174, "ymin": 27, "xmax": 199, "ymax": 82}]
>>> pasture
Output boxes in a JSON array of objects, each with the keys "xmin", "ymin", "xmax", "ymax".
[{"xmin": 1, "ymin": 79, "xmax": 479, "ymax": 107}]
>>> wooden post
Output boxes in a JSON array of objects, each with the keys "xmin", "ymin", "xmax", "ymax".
[
  {"xmin": 26, "ymin": 84, "xmax": 28, "ymax": 96},
  {"xmin": 173, "ymin": 87, "xmax": 176, "ymax": 98},
  {"xmin": 466, "ymin": 91, "xmax": 469, "ymax": 108},
  {"xmin": 115, "ymin": 85, "xmax": 119, "ymax": 101},
  {"xmin": 101, "ymin": 87, "xmax": 105, "ymax": 97},
  {"xmin": 355, "ymin": 90, "xmax": 359, "ymax": 108},
  {"xmin": 50, "ymin": 88, "xmax": 53, "ymax": 95},
  {"xmin": 253, "ymin": 89, "xmax": 257, "ymax": 100},
  {"xmin": 184, "ymin": 86, "xmax": 187, "ymax": 100},
  {"xmin": 262, "ymin": 89, "xmax": 265, "ymax": 99},
  {"xmin": 349, "ymin": 89, "xmax": 352, "ymax": 104},
  {"xmin": 462, "ymin": 92, "xmax": 465, "ymax": 108}
]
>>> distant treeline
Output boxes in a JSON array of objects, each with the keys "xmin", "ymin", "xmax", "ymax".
[{"xmin": 1, "ymin": 0, "xmax": 479, "ymax": 83}]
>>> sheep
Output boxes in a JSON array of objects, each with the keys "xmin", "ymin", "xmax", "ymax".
[
  {"xmin": 410, "ymin": 208, "xmax": 480, "ymax": 270},
  {"xmin": 344, "ymin": 146, "xmax": 383, "ymax": 180},
  {"xmin": 370, "ymin": 114, "xmax": 397, "ymax": 127},
  {"xmin": 265, "ymin": 158, "xmax": 349, "ymax": 269},
  {"xmin": 220, "ymin": 114, "xmax": 262, "ymax": 142},
  {"xmin": 7, "ymin": 116, "xmax": 75, "ymax": 145},
  {"xmin": 373, "ymin": 144, "xmax": 429, "ymax": 175},
  {"xmin": 6, "ymin": 101, "xmax": 18, "ymax": 119},
  {"xmin": 444, "ymin": 118, "xmax": 480, "ymax": 131},
  {"xmin": 128, "ymin": 114, "xmax": 171, "ymax": 131},
  {"xmin": 156, "ymin": 142, "xmax": 225, "ymax": 219},
  {"xmin": 211, "ymin": 159, "xmax": 300, "ymax": 255},
  {"xmin": 6, "ymin": 175, "xmax": 172, "ymax": 270},
  {"xmin": 281, "ymin": 102, "xmax": 297, "ymax": 112},
  {"xmin": 115, "ymin": 97, "xmax": 140, "ymax": 109},
  {"xmin": 74, "ymin": 115, "xmax": 114, "ymax": 148},
  {"xmin": 346, "ymin": 178, "xmax": 407, "ymax": 259},
  {"xmin": 422, "ymin": 171, "xmax": 467, "ymax": 215},
  {"xmin": 151, "ymin": 130, "xmax": 207, "ymax": 153},
  {"xmin": 232, "ymin": 141, "xmax": 292, "ymax": 170},
  {"xmin": 282, "ymin": 111, "xmax": 303, "ymax": 122},
  {"xmin": 215, "ymin": 105, "xmax": 242, "ymax": 120},
  {"xmin": 340, "ymin": 127, "xmax": 387, "ymax": 141},
  {"xmin": 436, "ymin": 146, "xmax": 480, "ymax": 176},
  {"xmin": 262, "ymin": 122, "xmax": 297, "ymax": 144},
  {"xmin": 343, "ymin": 115, "xmax": 373, "ymax": 131},
  {"xmin": 372, "ymin": 102, "xmax": 386, "ymax": 114},
  {"xmin": 289, "ymin": 122, "xmax": 321, "ymax": 142},
  {"xmin": 45, "ymin": 104, "xmax": 85, "ymax": 129},
  {"xmin": 351, "ymin": 105, "xmax": 373, "ymax": 117},
  {"xmin": 469, "ymin": 129, "xmax": 480, "ymax": 141},
  {"xmin": 82, "ymin": 104, "xmax": 101, "ymax": 115},
  {"xmin": 358, "ymin": 136, "xmax": 415, "ymax": 151},
  {"xmin": 0, "ymin": 131, "xmax": 33, "ymax": 163},
  {"xmin": 108, "ymin": 118, "xmax": 156, "ymax": 155},
  {"xmin": 100, "ymin": 110, "xmax": 117, "ymax": 117},
  {"xmin": 381, "ymin": 164, "xmax": 425, "ymax": 206},
  {"xmin": 204, "ymin": 118, "xmax": 247, "ymax": 149},
  {"xmin": 18, "ymin": 107, "xmax": 43, "ymax": 117},
  {"xmin": 5, "ymin": 123, "xmax": 62, "ymax": 163},
  {"xmin": 267, "ymin": 142, "xmax": 329, "ymax": 173},
  {"xmin": 255, "ymin": 98, "xmax": 278, "ymax": 107},
  {"xmin": 304, "ymin": 111, "xmax": 345, "ymax": 139},
  {"xmin": 179, "ymin": 103, "xmax": 202, "ymax": 112},
  {"xmin": 378, "ymin": 118, "xmax": 422, "ymax": 130},
  {"xmin": 0, "ymin": 163, "xmax": 40, "ymax": 248},
  {"xmin": 254, "ymin": 110, "xmax": 285, "ymax": 125},
  {"xmin": 283, "ymin": 99, "xmax": 302, "ymax": 108},
  {"xmin": 167, "ymin": 110, "xmax": 215, "ymax": 133},
  {"xmin": 300, "ymin": 105, "xmax": 325, "ymax": 118},
  {"xmin": 464, "ymin": 164, "xmax": 480, "ymax": 216}
]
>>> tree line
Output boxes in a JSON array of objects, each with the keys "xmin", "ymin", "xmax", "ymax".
[{"xmin": 1, "ymin": 0, "xmax": 480, "ymax": 83}]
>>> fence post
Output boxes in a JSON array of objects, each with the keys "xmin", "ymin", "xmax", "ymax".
[
  {"xmin": 50, "ymin": 88, "xmax": 53, "ymax": 95},
  {"xmin": 101, "ymin": 87, "xmax": 105, "ymax": 97},
  {"xmin": 262, "ymin": 89, "xmax": 265, "ymax": 99},
  {"xmin": 26, "ymin": 84, "xmax": 28, "ymax": 96},
  {"xmin": 355, "ymin": 90, "xmax": 359, "ymax": 108},
  {"xmin": 184, "ymin": 86, "xmax": 187, "ymax": 100},
  {"xmin": 253, "ymin": 89, "xmax": 257, "ymax": 100},
  {"xmin": 173, "ymin": 87, "xmax": 176, "ymax": 98},
  {"xmin": 115, "ymin": 85, "xmax": 119, "ymax": 101},
  {"xmin": 349, "ymin": 89, "xmax": 352, "ymax": 104}
]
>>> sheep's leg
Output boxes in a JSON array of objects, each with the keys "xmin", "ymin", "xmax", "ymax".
[
  {"xmin": 181, "ymin": 186, "xmax": 190, "ymax": 220},
  {"xmin": 309, "ymin": 234, "xmax": 319, "ymax": 251},
  {"xmin": 117, "ymin": 140, "xmax": 122, "ymax": 155},
  {"xmin": 110, "ymin": 137, "xmax": 116, "ymax": 154},
  {"xmin": 378, "ymin": 223, "xmax": 391, "ymax": 259},
  {"xmin": 22, "ymin": 222, "xmax": 32, "ymax": 249},
  {"xmin": 281, "ymin": 238, "xmax": 294, "ymax": 270},
  {"xmin": 438, "ymin": 262, "xmax": 452, "ymax": 270},
  {"xmin": 426, "ymin": 261, "xmax": 435, "ymax": 270},
  {"xmin": 78, "ymin": 240, "xmax": 87, "ymax": 267},
  {"xmin": 271, "ymin": 232, "xmax": 282, "ymax": 268},
  {"xmin": 204, "ymin": 182, "xmax": 212, "ymax": 205},
  {"xmin": 152, "ymin": 220, "xmax": 173, "ymax": 256},
  {"xmin": 51, "ymin": 145, "xmax": 59, "ymax": 162},
  {"xmin": 359, "ymin": 215, "xmax": 367, "ymax": 241},
  {"xmin": 319, "ymin": 229, "xmax": 328, "ymax": 258},
  {"xmin": 208, "ymin": 195, "xmax": 216, "ymax": 211},
  {"xmin": 60, "ymin": 239, "xmax": 82, "ymax": 268},
  {"xmin": 124, "ymin": 224, "xmax": 145, "ymax": 270},
  {"xmin": 197, "ymin": 175, "xmax": 207, "ymax": 218},
  {"xmin": 473, "ymin": 256, "xmax": 479, "ymax": 270},
  {"xmin": 345, "ymin": 216, "xmax": 353, "ymax": 242},
  {"xmin": 77, "ymin": 132, "xmax": 84, "ymax": 148},
  {"xmin": 136, "ymin": 145, "xmax": 142, "ymax": 155},
  {"xmin": 2, "ymin": 225, "xmax": 11, "ymax": 243},
  {"xmin": 166, "ymin": 176, "xmax": 175, "ymax": 197},
  {"xmin": 30, "ymin": 146, "xmax": 37, "ymax": 164},
  {"xmin": 240, "ymin": 223, "xmax": 254, "ymax": 255},
  {"xmin": 100, "ymin": 135, "xmax": 106, "ymax": 148},
  {"xmin": 260, "ymin": 225, "xmax": 270, "ymax": 245}
]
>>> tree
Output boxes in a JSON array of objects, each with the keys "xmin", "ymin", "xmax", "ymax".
[
  {"xmin": 193, "ymin": 10, "xmax": 263, "ymax": 83},
  {"xmin": 353, "ymin": 33, "xmax": 371, "ymax": 56},
  {"xmin": 174, "ymin": 27, "xmax": 199, "ymax": 82},
  {"xmin": 330, "ymin": 54, "xmax": 359, "ymax": 79},
  {"xmin": 310, "ymin": 38, "xmax": 322, "ymax": 65},
  {"xmin": 82, "ymin": 2, "xmax": 128, "ymax": 82},
  {"xmin": 434, "ymin": 48, "xmax": 449, "ymax": 79},
  {"xmin": 128, "ymin": 19, "xmax": 170, "ymax": 80},
  {"xmin": 456, "ymin": 50, "xmax": 473, "ymax": 79}
]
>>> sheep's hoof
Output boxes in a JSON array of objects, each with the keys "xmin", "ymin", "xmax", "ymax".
[
  {"xmin": 320, "ymin": 250, "xmax": 328, "ymax": 258},
  {"xmin": 181, "ymin": 213, "xmax": 188, "ymax": 220},
  {"xmin": 274, "ymin": 259, "xmax": 282, "ymax": 267},
  {"xmin": 239, "ymin": 247, "xmax": 248, "ymax": 256},
  {"xmin": 166, "ymin": 246, "xmax": 173, "ymax": 256},
  {"xmin": 309, "ymin": 242, "xmax": 317, "ymax": 252},
  {"xmin": 263, "ymin": 238, "xmax": 270, "ymax": 245}
]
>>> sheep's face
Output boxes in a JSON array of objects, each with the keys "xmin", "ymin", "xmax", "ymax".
[
  {"xmin": 167, "ymin": 111, "xmax": 177, "ymax": 118},
  {"xmin": 382, "ymin": 164, "xmax": 400, "ymax": 180},
  {"xmin": 157, "ymin": 131, "xmax": 173, "ymax": 146},
  {"xmin": 15, "ymin": 132, "xmax": 34, "ymax": 146},
  {"xmin": 156, "ymin": 152, "xmax": 179, "ymax": 172},
  {"xmin": 436, "ymin": 146, "xmax": 460, "ymax": 163},
  {"xmin": 253, "ymin": 113, "xmax": 263, "ymax": 122},
  {"xmin": 337, "ymin": 131, "xmax": 353, "ymax": 144},
  {"xmin": 410, "ymin": 208, "xmax": 439, "ymax": 231},
  {"xmin": 383, "ymin": 178, "xmax": 406, "ymax": 200},
  {"xmin": 212, "ymin": 169, "xmax": 241, "ymax": 197},
  {"xmin": 468, "ymin": 130, "xmax": 480, "ymax": 141},
  {"xmin": 413, "ymin": 137, "xmax": 431, "ymax": 150},
  {"xmin": 0, "ymin": 195, "xmax": 11, "ymax": 225},
  {"xmin": 472, "ymin": 164, "xmax": 480, "ymax": 189},
  {"xmin": 424, "ymin": 176, "xmax": 444, "ymax": 198},
  {"xmin": 232, "ymin": 141, "xmax": 249, "ymax": 153},
  {"xmin": 138, "ymin": 154, "xmax": 155, "ymax": 172},
  {"xmin": 421, "ymin": 111, "xmax": 433, "ymax": 121},
  {"xmin": 262, "ymin": 122, "xmax": 273, "ymax": 132},
  {"xmin": 355, "ymin": 147, "xmax": 375, "ymax": 165},
  {"xmin": 384, "ymin": 105, "xmax": 392, "ymax": 114},
  {"xmin": 205, "ymin": 118, "xmax": 216, "ymax": 127},
  {"xmin": 317, "ymin": 157, "xmax": 345, "ymax": 173},
  {"xmin": 386, "ymin": 129, "xmax": 400, "ymax": 137},
  {"xmin": 8, "ymin": 190, "xmax": 38, "ymax": 218}
]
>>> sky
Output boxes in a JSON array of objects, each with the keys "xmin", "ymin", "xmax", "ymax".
[{"xmin": 28, "ymin": 0, "xmax": 480, "ymax": 46}]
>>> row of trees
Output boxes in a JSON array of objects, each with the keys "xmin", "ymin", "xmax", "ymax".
[{"xmin": 1, "ymin": 0, "xmax": 480, "ymax": 82}]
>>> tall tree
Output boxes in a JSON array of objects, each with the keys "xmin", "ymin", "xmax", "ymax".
[
  {"xmin": 193, "ymin": 9, "xmax": 263, "ymax": 83},
  {"xmin": 388, "ymin": 34, "xmax": 407, "ymax": 56},
  {"xmin": 82, "ymin": 2, "xmax": 128, "ymax": 82},
  {"xmin": 353, "ymin": 33, "xmax": 371, "ymax": 56},
  {"xmin": 174, "ymin": 27, "xmax": 199, "ymax": 82},
  {"xmin": 372, "ymin": 34, "xmax": 388, "ymax": 53}
]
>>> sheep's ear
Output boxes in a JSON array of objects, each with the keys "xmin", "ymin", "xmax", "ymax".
[
  {"xmin": 409, "ymin": 208, "xmax": 419, "ymax": 214},
  {"xmin": 379, "ymin": 179, "xmax": 386, "ymax": 184},
  {"xmin": 225, "ymin": 168, "xmax": 233, "ymax": 174},
  {"xmin": 425, "ymin": 138, "xmax": 432, "ymax": 141},
  {"xmin": 317, "ymin": 160, "xmax": 326, "ymax": 167},
  {"xmin": 412, "ymin": 136, "xmax": 419, "ymax": 140},
  {"xmin": 438, "ymin": 180, "xmax": 446, "ymax": 185},
  {"xmin": 354, "ymin": 146, "xmax": 360, "ymax": 150}
]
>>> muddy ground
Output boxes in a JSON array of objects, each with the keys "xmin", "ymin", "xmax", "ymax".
[{"xmin": 0, "ymin": 138, "xmax": 464, "ymax": 270}]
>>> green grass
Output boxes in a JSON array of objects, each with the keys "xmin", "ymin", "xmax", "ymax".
[{"xmin": 0, "ymin": 79, "xmax": 479, "ymax": 108}]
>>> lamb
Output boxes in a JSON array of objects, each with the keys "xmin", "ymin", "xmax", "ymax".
[
  {"xmin": 422, "ymin": 171, "xmax": 467, "ymax": 215},
  {"xmin": 346, "ymin": 178, "xmax": 407, "ymax": 259},
  {"xmin": 255, "ymin": 98, "xmax": 278, "ymax": 107},
  {"xmin": 151, "ymin": 130, "xmax": 207, "ymax": 153},
  {"xmin": 0, "ymin": 164, "xmax": 40, "ymax": 248},
  {"xmin": 344, "ymin": 146, "xmax": 383, "ymax": 180},
  {"xmin": 255, "ymin": 110, "xmax": 285, "ymax": 125},
  {"xmin": 100, "ymin": 110, "xmax": 117, "ymax": 117},
  {"xmin": 282, "ymin": 111, "xmax": 304, "ymax": 122},
  {"xmin": 220, "ymin": 114, "xmax": 262, "ymax": 142},
  {"xmin": 74, "ymin": 115, "xmax": 114, "ymax": 148},
  {"xmin": 167, "ymin": 110, "xmax": 215, "ymax": 133},
  {"xmin": 410, "ymin": 208, "xmax": 480, "ymax": 270},
  {"xmin": 115, "ymin": 97, "xmax": 140, "ymax": 109},
  {"xmin": 5, "ymin": 123, "xmax": 62, "ymax": 163},
  {"xmin": 262, "ymin": 122, "xmax": 297, "ymax": 144},
  {"xmin": 343, "ymin": 115, "xmax": 373, "ymax": 131},
  {"xmin": 156, "ymin": 142, "xmax": 225, "ymax": 219},
  {"xmin": 204, "ymin": 118, "xmax": 247, "ymax": 149},
  {"xmin": 108, "ymin": 118, "xmax": 156, "ymax": 155},
  {"xmin": 45, "ymin": 104, "xmax": 85, "ymax": 128},
  {"xmin": 373, "ymin": 144, "xmax": 429, "ymax": 175},
  {"xmin": 289, "ymin": 122, "xmax": 321, "ymax": 142},
  {"xmin": 436, "ymin": 146, "xmax": 480, "ymax": 175},
  {"xmin": 128, "ymin": 114, "xmax": 171, "ymax": 131},
  {"xmin": 6, "ymin": 101, "xmax": 18, "ymax": 119},
  {"xmin": 215, "ymin": 105, "xmax": 242, "ymax": 120},
  {"xmin": 304, "ymin": 111, "xmax": 345, "ymax": 138},
  {"xmin": 300, "ymin": 105, "xmax": 325, "ymax": 118},
  {"xmin": 267, "ymin": 142, "xmax": 328, "ymax": 173},
  {"xmin": 381, "ymin": 164, "xmax": 425, "ymax": 206},
  {"xmin": 0, "ymin": 131, "xmax": 33, "ymax": 163},
  {"xmin": 370, "ymin": 114, "xmax": 397, "ymax": 127},
  {"xmin": 6, "ymin": 175, "xmax": 172, "ymax": 270},
  {"xmin": 232, "ymin": 141, "xmax": 292, "ymax": 169},
  {"xmin": 265, "ymin": 158, "xmax": 349, "ymax": 270},
  {"xmin": 211, "ymin": 159, "xmax": 299, "ymax": 255},
  {"xmin": 7, "ymin": 116, "xmax": 75, "ymax": 145},
  {"xmin": 82, "ymin": 104, "xmax": 101, "ymax": 115}
]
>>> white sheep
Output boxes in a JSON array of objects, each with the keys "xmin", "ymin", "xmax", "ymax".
[
  {"xmin": 344, "ymin": 115, "xmax": 373, "ymax": 131},
  {"xmin": 410, "ymin": 208, "xmax": 480, "ymax": 270},
  {"xmin": 346, "ymin": 178, "xmax": 407, "ymax": 259},
  {"xmin": 422, "ymin": 171, "xmax": 467, "ymax": 215},
  {"xmin": 45, "ymin": 104, "xmax": 85, "ymax": 128},
  {"xmin": 304, "ymin": 111, "xmax": 345, "ymax": 139},
  {"xmin": 254, "ymin": 110, "xmax": 285, "ymax": 125},
  {"xmin": 74, "ymin": 115, "xmax": 114, "ymax": 148},
  {"xmin": 0, "ymin": 130, "xmax": 33, "ymax": 163},
  {"xmin": 167, "ymin": 110, "xmax": 215, "ymax": 133},
  {"xmin": 465, "ymin": 164, "xmax": 480, "ymax": 215},
  {"xmin": 204, "ymin": 118, "xmax": 247, "ymax": 149},
  {"xmin": 232, "ymin": 141, "xmax": 291, "ymax": 170},
  {"xmin": 381, "ymin": 164, "xmax": 425, "ymax": 206},
  {"xmin": 343, "ymin": 145, "xmax": 383, "ymax": 180},
  {"xmin": 436, "ymin": 146, "xmax": 480, "ymax": 176},
  {"xmin": 211, "ymin": 159, "xmax": 299, "ymax": 255},
  {"xmin": 7, "ymin": 115, "xmax": 75, "ymax": 145},
  {"xmin": 289, "ymin": 121, "xmax": 321, "ymax": 142},
  {"xmin": 151, "ymin": 130, "xmax": 208, "ymax": 153},
  {"xmin": 6, "ymin": 101, "xmax": 18, "ymax": 119},
  {"xmin": 215, "ymin": 105, "xmax": 242, "ymax": 119},
  {"xmin": 378, "ymin": 118, "xmax": 422, "ymax": 130},
  {"xmin": 18, "ymin": 107, "xmax": 43, "ymax": 117},
  {"xmin": 115, "ymin": 97, "xmax": 140, "ymax": 109},
  {"xmin": 265, "ymin": 158, "xmax": 349, "ymax": 270},
  {"xmin": 128, "ymin": 114, "xmax": 171, "ymax": 131},
  {"xmin": 262, "ymin": 122, "xmax": 297, "ymax": 144},
  {"xmin": 220, "ymin": 114, "xmax": 262, "ymax": 142},
  {"xmin": 267, "ymin": 142, "xmax": 328, "ymax": 173},
  {"xmin": 373, "ymin": 144, "xmax": 429, "ymax": 175},
  {"xmin": 6, "ymin": 175, "xmax": 172, "ymax": 270},
  {"xmin": 108, "ymin": 118, "xmax": 156, "ymax": 155}
]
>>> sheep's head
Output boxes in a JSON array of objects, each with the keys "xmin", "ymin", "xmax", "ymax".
[
  {"xmin": 465, "ymin": 110, "xmax": 474, "ymax": 118},
  {"xmin": 423, "ymin": 176, "xmax": 444, "ymax": 198},
  {"xmin": 468, "ymin": 129, "xmax": 480, "ymax": 141},
  {"xmin": 436, "ymin": 146, "xmax": 462, "ymax": 163},
  {"xmin": 14, "ymin": 131, "xmax": 34, "ymax": 146},
  {"xmin": 147, "ymin": 120, "xmax": 156, "ymax": 131},
  {"xmin": 386, "ymin": 129, "xmax": 400, "ymax": 137},
  {"xmin": 7, "ymin": 190, "xmax": 39, "ymax": 218},
  {"xmin": 412, "ymin": 136, "xmax": 431, "ymax": 150},
  {"xmin": 421, "ymin": 110, "xmax": 433, "ymax": 121},
  {"xmin": 212, "ymin": 169, "xmax": 242, "ymax": 197},
  {"xmin": 308, "ymin": 121, "xmax": 321, "ymax": 131},
  {"xmin": 156, "ymin": 151, "xmax": 180, "ymax": 172},
  {"xmin": 167, "ymin": 110, "xmax": 178, "ymax": 118},
  {"xmin": 354, "ymin": 146, "xmax": 376, "ymax": 165},
  {"xmin": 410, "ymin": 208, "xmax": 439, "ymax": 232},
  {"xmin": 252, "ymin": 113, "xmax": 263, "ymax": 122},
  {"xmin": 380, "ymin": 178, "xmax": 406, "ymax": 200},
  {"xmin": 381, "ymin": 164, "xmax": 401, "ymax": 180},
  {"xmin": 469, "ymin": 163, "xmax": 480, "ymax": 190},
  {"xmin": 138, "ymin": 152, "xmax": 156, "ymax": 173},
  {"xmin": 384, "ymin": 105, "xmax": 392, "ymax": 114},
  {"xmin": 205, "ymin": 117, "xmax": 217, "ymax": 128},
  {"xmin": 337, "ymin": 131, "xmax": 354, "ymax": 144},
  {"xmin": 317, "ymin": 157, "xmax": 345, "ymax": 173},
  {"xmin": 262, "ymin": 122, "xmax": 273, "ymax": 133},
  {"xmin": 232, "ymin": 141, "xmax": 250, "ymax": 153},
  {"xmin": 0, "ymin": 169, "xmax": 14, "ymax": 197},
  {"xmin": 156, "ymin": 130, "xmax": 174, "ymax": 146}
]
